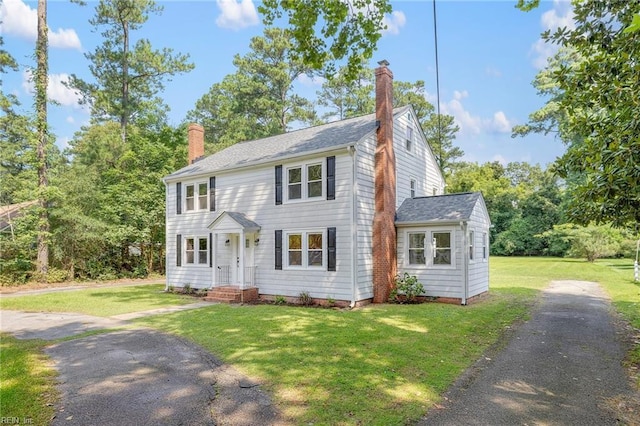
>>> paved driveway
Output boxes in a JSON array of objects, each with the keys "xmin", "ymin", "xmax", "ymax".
[
  {"xmin": 1, "ymin": 305, "xmax": 287, "ymax": 426},
  {"xmin": 420, "ymin": 280, "xmax": 638, "ymax": 425}
]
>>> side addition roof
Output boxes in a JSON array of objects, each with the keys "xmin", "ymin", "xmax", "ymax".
[
  {"xmin": 164, "ymin": 106, "xmax": 412, "ymax": 181},
  {"xmin": 396, "ymin": 192, "xmax": 488, "ymax": 225}
]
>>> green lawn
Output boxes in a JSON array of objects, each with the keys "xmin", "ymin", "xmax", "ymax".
[
  {"xmin": 1, "ymin": 259, "xmax": 637, "ymax": 425},
  {"xmin": 0, "ymin": 284, "xmax": 194, "ymax": 317},
  {"xmin": 0, "ymin": 334, "xmax": 57, "ymax": 424},
  {"xmin": 137, "ymin": 257, "xmax": 640, "ymax": 425}
]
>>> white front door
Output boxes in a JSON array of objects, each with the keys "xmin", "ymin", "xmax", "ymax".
[{"xmin": 231, "ymin": 235, "xmax": 240, "ymax": 284}]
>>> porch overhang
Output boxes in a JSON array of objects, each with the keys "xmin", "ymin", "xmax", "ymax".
[{"xmin": 208, "ymin": 211, "xmax": 261, "ymax": 233}]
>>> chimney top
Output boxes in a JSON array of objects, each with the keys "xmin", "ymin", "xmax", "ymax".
[{"xmin": 377, "ymin": 59, "xmax": 390, "ymax": 67}]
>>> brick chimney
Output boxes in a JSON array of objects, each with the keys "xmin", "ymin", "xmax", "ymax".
[
  {"xmin": 188, "ymin": 123, "xmax": 204, "ymax": 164},
  {"xmin": 372, "ymin": 60, "xmax": 397, "ymax": 303}
]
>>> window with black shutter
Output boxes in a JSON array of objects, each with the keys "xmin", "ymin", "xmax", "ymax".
[
  {"xmin": 275, "ymin": 165, "xmax": 283, "ymax": 205},
  {"xmin": 176, "ymin": 234, "xmax": 182, "ymax": 267},
  {"xmin": 176, "ymin": 182, "xmax": 182, "ymax": 215},
  {"xmin": 275, "ymin": 230, "xmax": 282, "ymax": 269},
  {"xmin": 327, "ymin": 227, "xmax": 336, "ymax": 271},
  {"xmin": 326, "ymin": 156, "xmax": 335, "ymax": 200}
]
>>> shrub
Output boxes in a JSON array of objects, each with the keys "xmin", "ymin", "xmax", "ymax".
[
  {"xmin": 32, "ymin": 268, "xmax": 68, "ymax": 284},
  {"xmin": 390, "ymin": 273, "xmax": 425, "ymax": 304},
  {"xmin": 298, "ymin": 291, "xmax": 313, "ymax": 306},
  {"xmin": 182, "ymin": 283, "xmax": 194, "ymax": 294},
  {"xmin": 274, "ymin": 295, "xmax": 287, "ymax": 305}
]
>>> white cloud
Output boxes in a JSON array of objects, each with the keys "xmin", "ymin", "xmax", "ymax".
[
  {"xmin": 215, "ymin": 0, "xmax": 259, "ymax": 30},
  {"xmin": 22, "ymin": 70, "xmax": 83, "ymax": 108},
  {"xmin": 530, "ymin": 0, "xmax": 574, "ymax": 69},
  {"xmin": 382, "ymin": 11, "xmax": 406, "ymax": 35},
  {"xmin": 440, "ymin": 90, "xmax": 513, "ymax": 136},
  {"xmin": 492, "ymin": 154, "xmax": 508, "ymax": 165},
  {"xmin": 0, "ymin": 0, "xmax": 81, "ymax": 49},
  {"xmin": 297, "ymin": 74, "xmax": 325, "ymax": 86}
]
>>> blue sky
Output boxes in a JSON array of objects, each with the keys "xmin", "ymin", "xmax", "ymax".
[{"xmin": 1, "ymin": 0, "xmax": 574, "ymax": 166}]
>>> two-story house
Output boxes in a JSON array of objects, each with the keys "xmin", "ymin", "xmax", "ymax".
[{"xmin": 163, "ymin": 61, "xmax": 490, "ymax": 306}]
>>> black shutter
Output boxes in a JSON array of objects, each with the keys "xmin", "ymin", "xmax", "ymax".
[
  {"xmin": 209, "ymin": 233, "xmax": 213, "ymax": 267},
  {"xmin": 275, "ymin": 230, "xmax": 283, "ymax": 270},
  {"xmin": 176, "ymin": 182, "xmax": 182, "ymax": 214},
  {"xmin": 327, "ymin": 227, "xmax": 337, "ymax": 271},
  {"xmin": 275, "ymin": 165, "xmax": 283, "ymax": 205},
  {"xmin": 209, "ymin": 177, "xmax": 216, "ymax": 211},
  {"xmin": 327, "ymin": 156, "xmax": 335, "ymax": 200},
  {"xmin": 176, "ymin": 234, "xmax": 182, "ymax": 267}
]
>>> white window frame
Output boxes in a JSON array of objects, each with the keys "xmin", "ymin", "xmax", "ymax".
[
  {"xmin": 184, "ymin": 181, "xmax": 208, "ymax": 212},
  {"xmin": 406, "ymin": 126, "xmax": 413, "ymax": 151},
  {"xmin": 285, "ymin": 161, "xmax": 325, "ymax": 203},
  {"xmin": 469, "ymin": 230, "xmax": 475, "ymax": 262},
  {"xmin": 407, "ymin": 231, "xmax": 426, "ymax": 265},
  {"xmin": 184, "ymin": 236, "xmax": 208, "ymax": 266},
  {"xmin": 482, "ymin": 232, "xmax": 488, "ymax": 261},
  {"xmin": 430, "ymin": 229, "xmax": 455, "ymax": 268},
  {"xmin": 284, "ymin": 229, "xmax": 326, "ymax": 269},
  {"xmin": 410, "ymin": 178, "xmax": 417, "ymax": 198}
]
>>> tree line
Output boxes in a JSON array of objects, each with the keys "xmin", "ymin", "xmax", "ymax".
[{"xmin": 1, "ymin": 0, "xmax": 638, "ymax": 284}]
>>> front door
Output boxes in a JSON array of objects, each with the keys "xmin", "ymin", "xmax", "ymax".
[{"xmin": 231, "ymin": 235, "xmax": 240, "ymax": 284}]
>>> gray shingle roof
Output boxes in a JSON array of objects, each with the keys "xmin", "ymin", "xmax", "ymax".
[
  {"xmin": 165, "ymin": 106, "xmax": 411, "ymax": 181},
  {"xmin": 396, "ymin": 192, "xmax": 484, "ymax": 224},
  {"xmin": 209, "ymin": 211, "xmax": 261, "ymax": 232}
]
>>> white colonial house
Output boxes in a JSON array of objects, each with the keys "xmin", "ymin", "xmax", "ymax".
[{"xmin": 163, "ymin": 62, "xmax": 490, "ymax": 305}]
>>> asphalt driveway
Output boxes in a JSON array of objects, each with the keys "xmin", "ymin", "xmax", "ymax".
[
  {"xmin": 420, "ymin": 280, "xmax": 638, "ymax": 425},
  {"xmin": 0, "ymin": 305, "xmax": 286, "ymax": 426}
]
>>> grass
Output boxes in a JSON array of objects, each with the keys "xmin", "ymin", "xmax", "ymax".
[
  {"xmin": 137, "ymin": 257, "xmax": 640, "ymax": 425},
  {"xmin": 0, "ymin": 334, "xmax": 57, "ymax": 424},
  {"xmin": 2, "ymin": 258, "xmax": 638, "ymax": 425},
  {"xmin": 0, "ymin": 284, "xmax": 195, "ymax": 317}
]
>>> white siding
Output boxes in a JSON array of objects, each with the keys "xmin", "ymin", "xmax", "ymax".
[
  {"xmin": 394, "ymin": 110, "xmax": 445, "ymax": 207},
  {"xmin": 397, "ymin": 225, "xmax": 465, "ymax": 299},
  {"xmin": 166, "ymin": 151, "xmax": 354, "ymax": 300},
  {"xmin": 467, "ymin": 202, "xmax": 491, "ymax": 297},
  {"xmin": 354, "ymin": 134, "xmax": 376, "ymax": 301}
]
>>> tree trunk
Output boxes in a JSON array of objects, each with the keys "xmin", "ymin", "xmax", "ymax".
[
  {"xmin": 121, "ymin": 18, "xmax": 129, "ymax": 143},
  {"xmin": 35, "ymin": 0, "xmax": 49, "ymax": 277}
]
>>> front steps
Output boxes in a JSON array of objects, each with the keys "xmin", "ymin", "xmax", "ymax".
[{"xmin": 204, "ymin": 286, "xmax": 259, "ymax": 303}]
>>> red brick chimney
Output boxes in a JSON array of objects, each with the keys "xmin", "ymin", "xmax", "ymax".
[
  {"xmin": 372, "ymin": 60, "xmax": 397, "ymax": 303},
  {"xmin": 188, "ymin": 124, "xmax": 204, "ymax": 164}
]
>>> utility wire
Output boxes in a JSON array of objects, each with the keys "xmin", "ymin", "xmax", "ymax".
[{"xmin": 433, "ymin": 0, "xmax": 442, "ymax": 155}]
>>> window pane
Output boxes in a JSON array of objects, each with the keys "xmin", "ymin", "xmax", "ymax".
[
  {"xmin": 308, "ymin": 181, "xmax": 322, "ymax": 197},
  {"xmin": 288, "ymin": 234, "xmax": 302, "ymax": 249},
  {"xmin": 288, "ymin": 183, "xmax": 301, "ymax": 199},
  {"xmin": 186, "ymin": 238, "xmax": 194, "ymax": 250},
  {"xmin": 186, "ymin": 252, "xmax": 194, "ymax": 264},
  {"xmin": 198, "ymin": 251, "xmax": 207, "ymax": 264},
  {"xmin": 288, "ymin": 168, "xmax": 301, "ymax": 184},
  {"xmin": 307, "ymin": 164, "xmax": 322, "ymax": 181},
  {"xmin": 308, "ymin": 250, "xmax": 323, "ymax": 266},
  {"xmin": 186, "ymin": 185, "xmax": 194, "ymax": 197},
  {"xmin": 308, "ymin": 233, "xmax": 323, "ymax": 249},
  {"xmin": 434, "ymin": 249, "xmax": 451, "ymax": 265},
  {"xmin": 409, "ymin": 233, "xmax": 425, "ymax": 249},
  {"xmin": 409, "ymin": 249, "xmax": 425, "ymax": 265},
  {"xmin": 434, "ymin": 232, "xmax": 450, "ymax": 248},
  {"xmin": 289, "ymin": 251, "xmax": 302, "ymax": 266},
  {"xmin": 199, "ymin": 238, "xmax": 207, "ymax": 250},
  {"xmin": 198, "ymin": 183, "xmax": 207, "ymax": 196}
]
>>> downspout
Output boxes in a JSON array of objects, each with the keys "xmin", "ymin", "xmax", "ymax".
[
  {"xmin": 349, "ymin": 145, "xmax": 358, "ymax": 308},
  {"xmin": 461, "ymin": 221, "xmax": 469, "ymax": 305}
]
